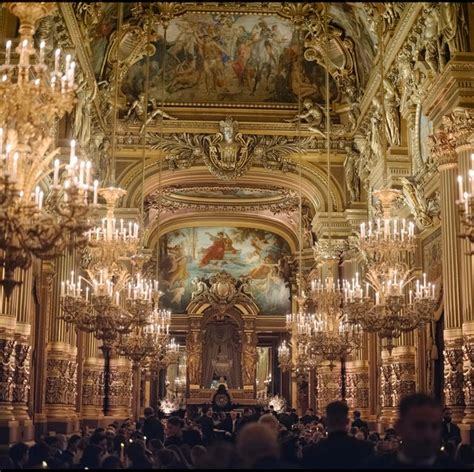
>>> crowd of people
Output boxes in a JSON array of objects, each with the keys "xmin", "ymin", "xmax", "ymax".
[{"xmin": 1, "ymin": 394, "xmax": 473, "ymax": 469}]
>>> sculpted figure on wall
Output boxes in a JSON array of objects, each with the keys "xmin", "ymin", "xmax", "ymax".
[
  {"xmin": 242, "ymin": 341, "xmax": 258, "ymax": 386},
  {"xmin": 421, "ymin": 5, "xmax": 443, "ymax": 74},
  {"xmin": 285, "ymin": 98, "xmax": 325, "ymax": 137},
  {"xmin": 344, "ymin": 146, "xmax": 360, "ymax": 203},
  {"xmin": 383, "ymin": 78, "xmax": 401, "ymax": 147},
  {"xmin": 439, "ymin": 3, "xmax": 469, "ymax": 59},
  {"xmin": 125, "ymin": 93, "xmax": 177, "ymax": 133},
  {"xmin": 73, "ymin": 72, "xmax": 97, "ymax": 149},
  {"xmin": 187, "ymin": 334, "xmax": 202, "ymax": 386},
  {"xmin": 370, "ymin": 97, "xmax": 384, "ymax": 159}
]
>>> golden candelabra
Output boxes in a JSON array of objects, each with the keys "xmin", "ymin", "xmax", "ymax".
[
  {"xmin": 0, "ymin": 3, "xmax": 96, "ymax": 296},
  {"xmin": 457, "ymin": 158, "xmax": 474, "ymax": 254},
  {"xmin": 344, "ymin": 218, "xmax": 436, "ymax": 352},
  {"xmin": 117, "ymin": 308, "xmax": 172, "ymax": 365}
]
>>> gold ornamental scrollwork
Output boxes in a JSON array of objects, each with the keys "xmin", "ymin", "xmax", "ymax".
[{"xmin": 148, "ymin": 124, "xmax": 313, "ymax": 180}]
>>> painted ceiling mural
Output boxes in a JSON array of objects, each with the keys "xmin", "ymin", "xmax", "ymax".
[
  {"xmin": 75, "ymin": 2, "xmax": 378, "ymax": 108},
  {"xmin": 157, "ymin": 226, "xmax": 292, "ymax": 315},
  {"xmin": 121, "ymin": 13, "xmax": 339, "ymax": 105}
]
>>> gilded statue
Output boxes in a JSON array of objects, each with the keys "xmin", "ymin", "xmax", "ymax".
[
  {"xmin": 400, "ymin": 177, "xmax": 440, "ymax": 229},
  {"xmin": 187, "ymin": 339, "xmax": 202, "ymax": 386},
  {"xmin": 439, "ymin": 3, "xmax": 469, "ymax": 59},
  {"xmin": 370, "ymin": 97, "xmax": 384, "ymax": 159},
  {"xmin": 383, "ymin": 78, "xmax": 401, "ymax": 147},
  {"xmin": 242, "ymin": 343, "xmax": 257, "ymax": 385},
  {"xmin": 354, "ymin": 136, "xmax": 372, "ymax": 189},
  {"xmin": 344, "ymin": 146, "xmax": 360, "ymax": 203},
  {"xmin": 74, "ymin": 74, "xmax": 97, "ymax": 149},
  {"xmin": 125, "ymin": 93, "xmax": 177, "ymax": 133},
  {"xmin": 285, "ymin": 98, "xmax": 325, "ymax": 138},
  {"xmin": 422, "ymin": 5, "xmax": 442, "ymax": 73}
]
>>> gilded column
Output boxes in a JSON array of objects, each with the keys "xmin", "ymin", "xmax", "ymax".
[
  {"xmin": 390, "ymin": 333, "xmax": 416, "ymax": 409},
  {"xmin": 107, "ymin": 357, "xmax": 133, "ymax": 421},
  {"xmin": 44, "ymin": 250, "xmax": 79, "ymax": 434},
  {"xmin": 341, "ymin": 255, "xmax": 370, "ymax": 419},
  {"xmin": 12, "ymin": 266, "xmax": 34, "ymax": 442},
  {"xmin": 379, "ymin": 350, "xmax": 395, "ymax": 427},
  {"xmin": 0, "ymin": 285, "xmax": 18, "ymax": 444},
  {"xmin": 32, "ymin": 260, "xmax": 55, "ymax": 439},
  {"xmin": 81, "ymin": 334, "xmax": 104, "ymax": 428},
  {"xmin": 431, "ymin": 129, "xmax": 465, "ymax": 421},
  {"xmin": 315, "ymin": 361, "xmax": 341, "ymax": 412}
]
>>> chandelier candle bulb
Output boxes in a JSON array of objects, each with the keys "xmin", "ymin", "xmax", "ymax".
[{"xmin": 5, "ymin": 40, "xmax": 11, "ymax": 66}]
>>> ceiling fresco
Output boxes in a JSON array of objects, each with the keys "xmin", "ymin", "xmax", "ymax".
[
  {"xmin": 121, "ymin": 13, "xmax": 340, "ymax": 105},
  {"xmin": 74, "ymin": 2, "xmax": 378, "ymax": 110}
]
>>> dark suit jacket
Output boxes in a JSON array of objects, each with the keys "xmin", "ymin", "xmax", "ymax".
[
  {"xmin": 196, "ymin": 415, "xmax": 215, "ymax": 442},
  {"xmin": 143, "ymin": 415, "xmax": 165, "ymax": 442},
  {"xmin": 221, "ymin": 418, "xmax": 239, "ymax": 435},
  {"xmin": 352, "ymin": 418, "xmax": 369, "ymax": 430},
  {"xmin": 302, "ymin": 431, "xmax": 374, "ymax": 469},
  {"xmin": 442, "ymin": 420, "xmax": 461, "ymax": 445},
  {"xmin": 278, "ymin": 413, "xmax": 294, "ymax": 431}
]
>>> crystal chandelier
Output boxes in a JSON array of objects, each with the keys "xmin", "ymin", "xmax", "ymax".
[
  {"xmin": 456, "ymin": 155, "xmax": 474, "ymax": 254},
  {"xmin": 0, "ymin": 3, "xmax": 96, "ymax": 296},
  {"xmin": 344, "ymin": 220, "xmax": 436, "ymax": 352},
  {"xmin": 309, "ymin": 272, "xmax": 362, "ymax": 369}
]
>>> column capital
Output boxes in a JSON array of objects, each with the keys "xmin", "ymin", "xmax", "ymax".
[{"xmin": 429, "ymin": 129, "xmax": 458, "ymax": 169}]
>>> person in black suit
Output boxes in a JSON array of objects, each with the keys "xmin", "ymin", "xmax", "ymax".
[
  {"xmin": 195, "ymin": 406, "xmax": 215, "ymax": 445},
  {"xmin": 366, "ymin": 393, "xmax": 460, "ymax": 469},
  {"xmin": 301, "ymin": 408, "xmax": 318, "ymax": 425},
  {"xmin": 164, "ymin": 416, "xmax": 184, "ymax": 447},
  {"xmin": 278, "ymin": 408, "xmax": 294, "ymax": 431},
  {"xmin": 142, "ymin": 406, "xmax": 165, "ymax": 443},
  {"xmin": 302, "ymin": 400, "xmax": 374, "ymax": 468},
  {"xmin": 352, "ymin": 410, "xmax": 369, "ymax": 430},
  {"xmin": 289, "ymin": 408, "xmax": 299, "ymax": 425},
  {"xmin": 442, "ymin": 407, "xmax": 462, "ymax": 446},
  {"xmin": 220, "ymin": 410, "xmax": 240, "ymax": 440}
]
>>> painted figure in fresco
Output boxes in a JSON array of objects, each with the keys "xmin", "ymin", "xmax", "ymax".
[
  {"xmin": 199, "ymin": 232, "xmax": 237, "ymax": 267},
  {"xmin": 246, "ymin": 255, "xmax": 278, "ymax": 280},
  {"xmin": 163, "ymin": 244, "xmax": 189, "ymax": 289},
  {"xmin": 169, "ymin": 280, "xmax": 186, "ymax": 306},
  {"xmin": 194, "ymin": 32, "xmax": 229, "ymax": 92},
  {"xmin": 167, "ymin": 55, "xmax": 200, "ymax": 93}
]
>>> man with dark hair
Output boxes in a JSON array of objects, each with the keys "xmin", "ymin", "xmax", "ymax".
[
  {"xmin": 302, "ymin": 400, "xmax": 373, "ymax": 468},
  {"xmin": 289, "ymin": 408, "xmax": 299, "ymax": 425},
  {"xmin": 302, "ymin": 408, "xmax": 317, "ymax": 425},
  {"xmin": 196, "ymin": 406, "xmax": 215, "ymax": 445},
  {"xmin": 442, "ymin": 407, "xmax": 461, "ymax": 446},
  {"xmin": 352, "ymin": 410, "xmax": 369, "ymax": 430},
  {"xmin": 9, "ymin": 442, "xmax": 29, "ymax": 469},
  {"xmin": 278, "ymin": 408, "xmax": 294, "ymax": 431},
  {"xmin": 164, "ymin": 416, "xmax": 184, "ymax": 447},
  {"xmin": 143, "ymin": 406, "xmax": 165, "ymax": 443},
  {"xmin": 237, "ymin": 407, "xmax": 254, "ymax": 431},
  {"xmin": 367, "ymin": 393, "xmax": 459, "ymax": 468}
]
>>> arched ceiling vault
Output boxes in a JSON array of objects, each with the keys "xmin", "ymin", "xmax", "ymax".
[{"xmin": 118, "ymin": 158, "xmax": 344, "ymax": 214}]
